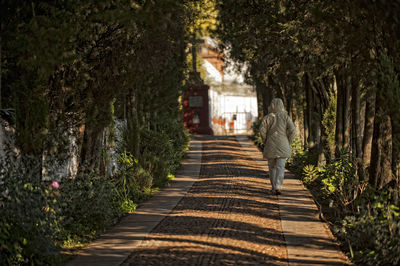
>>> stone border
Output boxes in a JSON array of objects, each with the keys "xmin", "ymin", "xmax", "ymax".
[
  {"xmin": 65, "ymin": 137, "xmax": 202, "ymax": 266},
  {"xmin": 235, "ymin": 135, "xmax": 351, "ymax": 265}
]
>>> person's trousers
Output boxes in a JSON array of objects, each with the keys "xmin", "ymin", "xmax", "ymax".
[{"xmin": 268, "ymin": 158, "xmax": 286, "ymax": 190}]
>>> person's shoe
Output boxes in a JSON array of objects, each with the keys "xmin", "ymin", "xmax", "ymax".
[{"xmin": 275, "ymin": 190, "xmax": 281, "ymax": 195}]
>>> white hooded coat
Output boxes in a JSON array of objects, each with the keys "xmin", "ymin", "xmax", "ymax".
[{"xmin": 259, "ymin": 98, "xmax": 296, "ymax": 159}]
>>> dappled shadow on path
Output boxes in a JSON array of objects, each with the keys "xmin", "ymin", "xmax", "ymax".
[
  {"xmin": 122, "ymin": 135, "xmax": 288, "ymax": 265},
  {"xmin": 122, "ymin": 135, "xmax": 346, "ymax": 265}
]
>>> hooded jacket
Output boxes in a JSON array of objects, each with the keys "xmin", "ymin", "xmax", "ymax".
[{"xmin": 259, "ymin": 98, "xmax": 296, "ymax": 159}]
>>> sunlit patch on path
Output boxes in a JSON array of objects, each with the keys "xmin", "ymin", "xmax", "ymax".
[
  {"xmin": 123, "ymin": 136, "xmax": 287, "ymax": 265},
  {"xmin": 67, "ymin": 136, "xmax": 350, "ymax": 266}
]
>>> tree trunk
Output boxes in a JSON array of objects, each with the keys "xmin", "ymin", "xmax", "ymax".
[
  {"xmin": 343, "ymin": 75, "xmax": 352, "ymax": 150},
  {"xmin": 256, "ymin": 86, "xmax": 264, "ymax": 119},
  {"xmin": 335, "ymin": 74, "xmax": 344, "ymax": 150},
  {"xmin": 265, "ymin": 75, "xmax": 275, "ymax": 111},
  {"xmin": 307, "ymin": 76, "xmax": 326, "ymax": 165},
  {"xmin": 312, "ymin": 81, "xmax": 322, "ymax": 146},
  {"xmin": 318, "ymin": 122, "xmax": 327, "ymax": 166},
  {"xmin": 308, "ymin": 75, "xmax": 322, "ymax": 145},
  {"xmin": 362, "ymin": 90, "xmax": 376, "ymax": 165},
  {"xmin": 286, "ymin": 84, "xmax": 294, "ymax": 116},
  {"xmin": 79, "ymin": 122, "xmax": 102, "ymax": 173},
  {"xmin": 305, "ymin": 74, "xmax": 314, "ymax": 147},
  {"xmin": 126, "ymin": 88, "xmax": 140, "ymax": 157},
  {"xmin": 261, "ymin": 86, "xmax": 273, "ymax": 115},
  {"xmin": 303, "ymin": 77, "xmax": 308, "ymax": 147},
  {"xmin": 370, "ymin": 113, "xmax": 393, "ymax": 188},
  {"xmin": 392, "ymin": 118, "xmax": 400, "ymax": 189},
  {"xmin": 276, "ymin": 82, "xmax": 285, "ymax": 104},
  {"xmin": 351, "ymin": 78, "xmax": 364, "ymax": 178},
  {"xmin": 255, "ymin": 78, "xmax": 272, "ymax": 118},
  {"xmin": 0, "ymin": 24, "xmax": 2, "ymax": 109},
  {"xmin": 76, "ymin": 122, "xmax": 85, "ymax": 175},
  {"xmin": 317, "ymin": 78, "xmax": 330, "ymax": 109},
  {"xmin": 316, "ymin": 87, "xmax": 326, "ymax": 166},
  {"xmin": 303, "ymin": 104, "xmax": 308, "ymax": 147},
  {"xmin": 352, "ymin": 80, "xmax": 362, "ymax": 160}
]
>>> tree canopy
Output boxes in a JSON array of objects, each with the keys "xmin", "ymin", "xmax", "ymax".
[{"xmin": 216, "ymin": 1, "xmax": 400, "ymax": 264}]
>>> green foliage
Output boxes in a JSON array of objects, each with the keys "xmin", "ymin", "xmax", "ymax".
[
  {"xmin": 302, "ymin": 164, "xmax": 320, "ymax": 184},
  {"xmin": 287, "ymin": 138, "xmax": 318, "ymax": 176},
  {"xmin": 318, "ymin": 150, "xmax": 368, "ymax": 212},
  {"xmin": 114, "ymin": 151, "xmax": 152, "ymax": 210},
  {"xmin": 226, "ymin": 0, "xmax": 400, "ymax": 264},
  {"xmin": 288, "ymin": 143, "xmax": 400, "ymax": 264},
  {"xmin": 139, "ymin": 126, "xmax": 177, "ymax": 188},
  {"xmin": 336, "ymin": 191, "xmax": 400, "ymax": 266},
  {"xmin": 291, "ymin": 137, "xmax": 304, "ymax": 156},
  {"xmin": 1, "ymin": 0, "xmax": 190, "ymax": 167},
  {"xmin": 120, "ymin": 199, "xmax": 137, "ymax": 214},
  {"xmin": 377, "ymin": 50, "xmax": 400, "ymax": 168},
  {"xmin": 186, "ymin": 0, "xmax": 218, "ymax": 37},
  {"xmin": 161, "ymin": 119, "xmax": 191, "ymax": 171},
  {"xmin": 0, "ymin": 157, "xmax": 60, "ymax": 265},
  {"xmin": 58, "ymin": 173, "xmax": 122, "ymax": 245},
  {"xmin": 216, "ymin": 0, "xmax": 400, "ymax": 182},
  {"xmin": 122, "ymin": 117, "xmax": 190, "ymax": 189},
  {"xmin": 1, "ymin": 0, "xmax": 192, "ymax": 264},
  {"xmin": 0, "ymin": 146, "xmax": 192, "ymax": 264}
]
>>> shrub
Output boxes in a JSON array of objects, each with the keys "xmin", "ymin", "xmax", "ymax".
[
  {"xmin": 139, "ymin": 121, "xmax": 189, "ymax": 188},
  {"xmin": 139, "ymin": 128, "xmax": 174, "ymax": 187},
  {"xmin": 113, "ymin": 151, "xmax": 152, "ymax": 211},
  {"xmin": 159, "ymin": 119, "xmax": 190, "ymax": 169},
  {"xmin": 0, "ymin": 119, "xmax": 190, "ymax": 264},
  {"xmin": 0, "ymin": 157, "xmax": 60, "ymax": 265},
  {"xmin": 287, "ymin": 137, "xmax": 318, "ymax": 176},
  {"xmin": 336, "ymin": 191, "xmax": 400, "ymax": 265},
  {"xmin": 286, "ymin": 142, "xmax": 400, "ymax": 265},
  {"xmin": 302, "ymin": 164, "xmax": 320, "ymax": 184},
  {"xmin": 58, "ymin": 173, "xmax": 122, "ymax": 245}
]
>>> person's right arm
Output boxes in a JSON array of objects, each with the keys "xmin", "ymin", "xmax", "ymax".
[
  {"xmin": 260, "ymin": 116, "xmax": 269, "ymax": 144},
  {"xmin": 286, "ymin": 116, "xmax": 296, "ymax": 144}
]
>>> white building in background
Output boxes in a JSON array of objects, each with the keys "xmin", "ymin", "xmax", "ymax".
[{"xmin": 200, "ymin": 37, "xmax": 257, "ymax": 135}]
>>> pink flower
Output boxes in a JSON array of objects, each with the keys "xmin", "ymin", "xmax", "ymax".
[{"xmin": 51, "ymin": 181, "xmax": 60, "ymax": 189}]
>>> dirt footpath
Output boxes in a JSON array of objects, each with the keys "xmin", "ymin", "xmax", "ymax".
[{"xmin": 123, "ymin": 136, "xmax": 288, "ymax": 265}]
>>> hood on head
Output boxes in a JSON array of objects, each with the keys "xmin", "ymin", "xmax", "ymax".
[{"xmin": 268, "ymin": 98, "xmax": 286, "ymax": 114}]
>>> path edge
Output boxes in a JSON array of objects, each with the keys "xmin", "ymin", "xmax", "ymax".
[
  {"xmin": 64, "ymin": 136, "xmax": 202, "ymax": 266},
  {"xmin": 235, "ymin": 135, "xmax": 351, "ymax": 266}
]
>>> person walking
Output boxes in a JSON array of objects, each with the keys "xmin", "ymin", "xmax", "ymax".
[{"xmin": 260, "ymin": 98, "xmax": 296, "ymax": 195}]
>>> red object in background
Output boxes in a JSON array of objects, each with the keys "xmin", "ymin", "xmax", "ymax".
[{"xmin": 183, "ymin": 84, "xmax": 213, "ymax": 135}]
